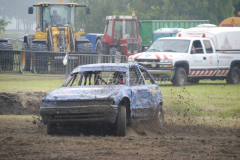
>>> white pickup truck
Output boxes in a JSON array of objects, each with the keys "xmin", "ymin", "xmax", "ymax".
[{"xmin": 128, "ymin": 26, "xmax": 240, "ymax": 86}]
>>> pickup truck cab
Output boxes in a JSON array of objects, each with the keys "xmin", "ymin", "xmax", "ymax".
[{"xmin": 128, "ymin": 26, "xmax": 240, "ymax": 86}]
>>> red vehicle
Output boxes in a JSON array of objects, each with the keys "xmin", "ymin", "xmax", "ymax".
[{"xmin": 95, "ymin": 12, "xmax": 142, "ymax": 58}]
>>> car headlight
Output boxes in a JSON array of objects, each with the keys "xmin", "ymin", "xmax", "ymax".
[
  {"xmin": 160, "ymin": 59, "xmax": 172, "ymax": 64},
  {"xmin": 151, "ymin": 61, "xmax": 157, "ymax": 68}
]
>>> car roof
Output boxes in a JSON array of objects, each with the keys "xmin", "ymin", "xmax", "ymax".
[
  {"xmin": 71, "ymin": 63, "xmax": 142, "ymax": 74},
  {"xmin": 157, "ymin": 37, "xmax": 210, "ymax": 41},
  {"xmin": 79, "ymin": 63, "xmax": 132, "ymax": 68}
]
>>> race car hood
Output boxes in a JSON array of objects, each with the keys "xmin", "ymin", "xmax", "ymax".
[
  {"xmin": 129, "ymin": 52, "xmax": 187, "ymax": 60},
  {"xmin": 43, "ymin": 85, "xmax": 127, "ymax": 102}
]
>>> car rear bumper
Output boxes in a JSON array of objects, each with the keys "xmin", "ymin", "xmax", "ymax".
[{"xmin": 40, "ymin": 105, "xmax": 118, "ymax": 124}]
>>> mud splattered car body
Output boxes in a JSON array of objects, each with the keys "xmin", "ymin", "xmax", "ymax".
[{"xmin": 40, "ymin": 63, "xmax": 163, "ymax": 136}]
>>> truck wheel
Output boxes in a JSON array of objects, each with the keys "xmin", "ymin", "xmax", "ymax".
[
  {"xmin": 116, "ymin": 106, "xmax": 126, "ymax": 136},
  {"xmin": 227, "ymin": 66, "xmax": 240, "ymax": 84},
  {"xmin": 86, "ymin": 43, "xmax": 93, "ymax": 52},
  {"xmin": 155, "ymin": 104, "xmax": 164, "ymax": 126},
  {"xmin": 47, "ymin": 122, "xmax": 55, "ymax": 135},
  {"xmin": 77, "ymin": 43, "xmax": 85, "ymax": 52},
  {"xmin": 102, "ymin": 43, "xmax": 109, "ymax": 55},
  {"xmin": 172, "ymin": 67, "xmax": 187, "ymax": 86}
]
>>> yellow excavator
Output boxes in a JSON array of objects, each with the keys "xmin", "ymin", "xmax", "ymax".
[{"xmin": 22, "ymin": 1, "xmax": 93, "ymax": 71}]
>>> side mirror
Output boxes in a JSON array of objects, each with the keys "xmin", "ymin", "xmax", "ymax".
[
  {"xmin": 28, "ymin": 6, "xmax": 33, "ymax": 14},
  {"xmin": 138, "ymin": 21, "xmax": 141, "ymax": 26},
  {"xmin": 86, "ymin": 7, "xmax": 91, "ymax": 14}
]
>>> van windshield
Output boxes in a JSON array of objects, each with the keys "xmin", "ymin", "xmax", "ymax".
[{"xmin": 148, "ymin": 39, "xmax": 190, "ymax": 53}]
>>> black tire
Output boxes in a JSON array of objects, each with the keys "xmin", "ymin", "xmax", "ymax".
[
  {"xmin": 0, "ymin": 43, "xmax": 13, "ymax": 71},
  {"xmin": 47, "ymin": 122, "xmax": 55, "ymax": 135},
  {"xmin": 155, "ymin": 104, "xmax": 164, "ymax": 126},
  {"xmin": 0, "ymin": 43, "xmax": 12, "ymax": 50},
  {"xmin": 172, "ymin": 67, "xmax": 187, "ymax": 86},
  {"xmin": 77, "ymin": 42, "xmax": 93, "ymax": 53},
  {"xmin": 227, "ymin": 66, "xmax": 240, "ymax": 84},
  {"xmin": 6, "ymin": 43, "xmax": 13, "ymax": 50},
  {"xmin": 102, "ymin": 43, "xmax": 109, "ymax": 55},
  {"xmin": 86, "ymin": 43, "xmax": 93, "ymax": 52},
  {"xmin": 116, "ymin": 106, "xmax": 126, "ymax": 136},
  {"xmin": 77, "ymin": 43, "xmax": 85, "ymax": 52}
]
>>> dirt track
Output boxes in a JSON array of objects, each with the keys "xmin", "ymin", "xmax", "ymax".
[{"xmin": 0, "ymin": 92, "xmax": 240, "ymax": 159}]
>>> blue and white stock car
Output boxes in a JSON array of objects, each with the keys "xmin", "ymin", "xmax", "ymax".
[{"xmin": 40, "ymin": 63, "xmax": 164, "ymax": 136}]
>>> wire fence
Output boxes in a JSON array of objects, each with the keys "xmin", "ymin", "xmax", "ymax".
[
  {"xmin": 0, "ymin": 49, "xmax": 128, "ymax": 76},
  {"xmin": 0, "ymin": 49, "xmax": 22, "ymax": 74}
]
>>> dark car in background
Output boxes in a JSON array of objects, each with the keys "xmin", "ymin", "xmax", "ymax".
[{"xmin": 40, "ymin": 63, "xmax": 164, "ymax": 136}]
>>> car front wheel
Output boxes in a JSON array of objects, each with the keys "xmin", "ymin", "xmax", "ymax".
[
  {"xmin": 116, "ymin": 106, "xmax": 126, "ymax": 136},
  {"xmin": 172, "ymin": 67, "xmax": 187, "ymax": 86}
]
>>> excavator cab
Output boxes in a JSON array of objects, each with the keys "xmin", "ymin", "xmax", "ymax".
[{"xmin": 26, "ymin": 2, "xmax": 91, "ymax": 52}]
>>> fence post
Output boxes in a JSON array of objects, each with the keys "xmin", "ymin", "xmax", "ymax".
[
  {"xmin": 65, "ymin": 52, "xmax": 69, "ymax": 78},
  {"xmin": 115, "ymin": 51, "xmax": 121, "ymax": 63}
]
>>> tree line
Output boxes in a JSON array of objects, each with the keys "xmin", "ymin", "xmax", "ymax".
[
  {"xmin": 1, "ymin": 0, "xmax": 240, "ymax": 32},
  {"xmin": 73, "ymin": 0, "xmax": 240, "ymax": 33}
]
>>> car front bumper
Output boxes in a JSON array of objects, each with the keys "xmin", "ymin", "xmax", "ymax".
[
  {"xmin": 40, "ymin": 105, "xmax": 118, "ymax": 124},
  {"xmin": 147, "ymin": 69, "xmax": 175, "ymax": 80}
]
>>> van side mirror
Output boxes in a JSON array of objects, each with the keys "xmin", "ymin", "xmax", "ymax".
[
  {"xmin": 86, "ymin": 7, "xmax": 91, "ymax": 14},
  {"xmin": 138, "ymin": 21, "xmax": 141, "ymax": 26},
  {"xmin": 28, "ymin": 6, "xmax": 33, "ymax": 14}
]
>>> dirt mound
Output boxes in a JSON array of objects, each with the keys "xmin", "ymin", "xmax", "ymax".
[{"xmin": 0, "ymin": 92, "xmax": 47, "ymax": 115}]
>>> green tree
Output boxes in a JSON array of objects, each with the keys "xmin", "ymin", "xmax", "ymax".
[{"xmin": 0, "ymin": 19, "xmax": 10, "ymax": 31}]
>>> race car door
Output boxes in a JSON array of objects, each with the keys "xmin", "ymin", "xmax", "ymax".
[{"xmin": 129, "ymin": 66, "xmax": 154, "ymax": 119}]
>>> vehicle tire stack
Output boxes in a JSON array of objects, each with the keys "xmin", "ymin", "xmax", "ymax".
[{"xmin": 0, "ymin": 42, "xmax": 13, "ymax": 72}]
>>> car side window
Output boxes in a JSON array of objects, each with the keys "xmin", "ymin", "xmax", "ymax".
[
  {"xmin": 203, "ymin": 40, "xmax": 213, "ymax": 53},
  {"xmin": 129, "ymin": 66, "xmax": 145, "ymax": 86},
  {"xmin": 139, "ymin": 68, "xmax": 155, "ymax": 84},
  {"xmin": 63, "ymin": 73, "xmax": 81, "ymax": 87},
  {"xmin": 191, "ymin": 40, "xmax": 204, "ymax": 54}
]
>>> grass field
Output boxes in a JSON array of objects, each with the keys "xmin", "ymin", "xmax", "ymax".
[
  {"xmin": 0, "ymin": 74, "xmax": 239, "ymax": 159},
  {"xmin": 0, "ymin": 74, "xmax": 239, "ymax": 118}
]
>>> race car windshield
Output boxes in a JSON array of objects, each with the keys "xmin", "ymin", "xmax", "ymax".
[
  {"xmin": 148, "ymin": 39, "xmax": 190, "ymax": 53},
  {"xmin": 63, "ymin": 71, "xmax": 126, "ymax": 87}
]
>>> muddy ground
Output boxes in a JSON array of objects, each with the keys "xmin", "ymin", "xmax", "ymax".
[{"xmin": 0, "ymin": 92, "xmax": 239, "ymax": 160}]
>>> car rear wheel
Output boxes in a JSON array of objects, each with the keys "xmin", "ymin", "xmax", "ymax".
[
  {"xmin": 116, "ymin": 106, "xmax": 126, "ymax": 136},
  {"xmin": 155, "ymin": 104, "xmax": 164, "ymax": 126},
  {"xmin": 227, "ymin": 66, "xmax": 240, "ymax": 84}
]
